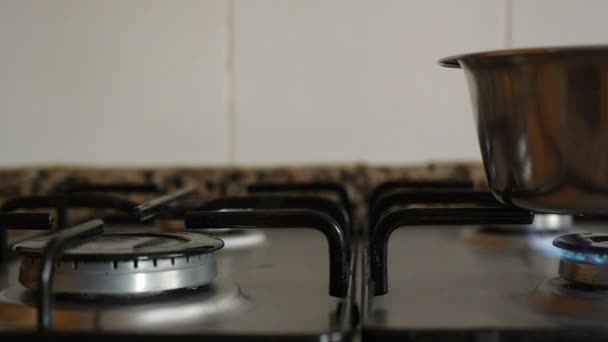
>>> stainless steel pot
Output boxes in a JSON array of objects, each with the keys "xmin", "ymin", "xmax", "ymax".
[{"xmin": 440, "ymin": 46, "xmax": 608, "ymax": 214}]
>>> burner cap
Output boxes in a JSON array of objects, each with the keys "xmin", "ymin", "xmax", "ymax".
[
  {"xmin": 15, "ymin": 232, "xmax": 223, "ymax": 296},
  {"xmin": 553, "ymin": 233, "xmax": 608, "ymax": 255},
  {"xmin": 559, "ymin": 258, "xmax": 608, "ymax": 287},
  {"xmin": 554, "ymin": 233, "xmax": 608, "ymax": 287}
]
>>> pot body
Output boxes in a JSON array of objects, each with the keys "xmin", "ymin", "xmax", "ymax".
[{"xmin": 441, "ymin": 47, "xmax": 608, "ymax": 214}]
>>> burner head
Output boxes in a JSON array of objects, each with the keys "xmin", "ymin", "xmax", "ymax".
[
  {"xmin": 554, "ymin": 233, "xmax": 608, "ymax": 287},
  {"xmin": 14, "ymin": 232, "xmax": 223, "ymax": 296}
]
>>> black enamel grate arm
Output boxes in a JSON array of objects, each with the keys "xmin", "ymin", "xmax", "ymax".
[
  {"xmin": 370, "ymin": 207, "xmax": 533, "ymax": 295},
  {"xmin": 185, "ymin": 209, "xmax": 349, "ymax": 297},
  {"xmin": 248, "ymin": 182, "xmax": 354, "ymax": 222},
  {"xmin": 37, "ymin": 219, "xmax": 104, "ymax": 331},
  {"xmin": 367, "ymin": 179, "xmax": 474, "ymax": 209},
  {"xmin": 368, "ymin": 189, "xmax": 498, "ymax": 228}
]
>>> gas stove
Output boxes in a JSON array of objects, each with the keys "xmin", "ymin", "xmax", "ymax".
[{"xmin": 0, "ymin": 165, "xmax": 608, "ymax": 341}]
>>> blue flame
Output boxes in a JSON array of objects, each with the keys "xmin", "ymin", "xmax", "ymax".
[
  {"xmin": 592, "ymin": 254, "xmax": 608, "ymax": 264},
  {"xmin": 560, "ymin": 250, "xmax": 608, "ymax": 264},
  {"xmin": 527, "ymin": 235, "xmax": 563, "ymax": 258},
  {"xmin": 527, "ymin": 235, "xmax": 608, "ymax": 265}
]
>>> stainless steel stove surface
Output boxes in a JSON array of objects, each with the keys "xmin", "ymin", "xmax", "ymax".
[
  {"xmin": 0, "ymin": 181, "xmax": 356, "ymax": 340},
  {"xmin": 0, "ymin": 228, "xmax": 353, "ymax": 338},
  {"xmin": 4, "ymin": 171, "xmax": 608, "ymax": 341},
  {"xmin": 361, "ymin": 185, "xmax": 608, "ymax": 341},
  {"xmin": 362, "ymin": 224, "xmax": 605, "ymax": 331}
]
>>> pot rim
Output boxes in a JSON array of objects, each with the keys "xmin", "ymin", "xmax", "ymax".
[{"xmin": 438, "ymin": 44, "xmax": 608, "ymax": 68}]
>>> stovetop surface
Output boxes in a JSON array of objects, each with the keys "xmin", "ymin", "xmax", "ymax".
[
  {"xmin": 3, "ymin": 166, "xmax": 608, "ymax": 341},
  {"xmin": 0, "ymin": 227, "xmax": 353, "ymax": 339},
  {"xmin": 362, "ymin": 221, "xmax": 608, "ymax": 339}
]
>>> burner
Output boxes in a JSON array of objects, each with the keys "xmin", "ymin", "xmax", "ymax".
[
  {"xmin": 14, "ymin": 231, "xmax": 223, "ymax": 296},
  {"xmin": 554, "ymin": 233, "xmax": 608, "ymax": 287}
]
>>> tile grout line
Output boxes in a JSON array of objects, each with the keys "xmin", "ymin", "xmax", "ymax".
[
  {"xmin": 504, "ymin": 0, "xmax": 513, "ymax": 48},
  {"xmin": 224, "ymin": 0, "xmax": 237, "ymax": 164}
]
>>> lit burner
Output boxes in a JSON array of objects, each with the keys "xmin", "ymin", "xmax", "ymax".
[{"xmin": 553, "ymin": 233, "xmax": 608, "ymax": 287}]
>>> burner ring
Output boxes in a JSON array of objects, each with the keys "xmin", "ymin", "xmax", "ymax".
[
  {"xmin": 559, "ymin": 257, "xmax": 608, "ymax": 287},
  {"xmin": 14, "ymin": 232, "xmax": 223, "ymax": 296},
  {"xmin": 553, "ymin": 233, "xmax": 608, "ymax": 287},
  {"xmin": 15, "ymin": 231, "xmax": 223, "ymax": 260},
  {"xmin": 553, "ymin": 233, "xmax": 608, "ymax": 255}
]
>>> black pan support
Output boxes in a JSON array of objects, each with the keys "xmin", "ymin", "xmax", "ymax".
[
  {"xmin": 192, "ymin": 195, "xmax": 350, "ymax": 236},
  {"xmin": 370, "ymin": 207, "xmax": 534, "ymax": 295},
  {"xmin": 54, "ymin": 181, "xmax": 163, "ymax": 194},
  {"xmin": 247, "ymin": 182, "xmax": 354, "ymax": 223},
  {"xmin": 133, "ymin": 186, "xmax": 195, "ymax": 221},
  {"xmin": 2, "ymin": 194, "xmax": 134, "ymax": 228},
  {"xmin": 368, "ymin": 190, "xmax": 498, "ymax": 228},
  {"xmin": 367, "ymin": 179, "xmax": 474, "ymax": 209},
  {"xmin": 0, "ymin": 213, "xmax": 54, "ymax": 262},
  {"xmin": 185, "ymin": 210, "xmax": 349, "ymax": 297},
  {"xmin": 37, "ymin": 219, "xmax": 104, "ymax": 332},
  {"xmin": 0, "ymin": 213, "xmax": 54, "ymax": 230},
  {"xmin": 53, "ymin": 181, "xmax": 167, "ymax": 224},
  {"xmin": 0, "ymin": 186, "xmax": 194, "ymax": 228}
]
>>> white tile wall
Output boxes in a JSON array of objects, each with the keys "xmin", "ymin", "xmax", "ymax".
[
  {"xmin": 0, "ymin": 0, "xmax": 228, "ymax": 166},
  {"xmin": 233, "ymin": 0, "xmax": 503, "ymax": 164},
  {"xmin": 511, "ymin": 0, "xmax": 608, "ymax": 47},
  {"xmin": 1, "ymin": 0, "xmax": 605, "ymax": 166}
]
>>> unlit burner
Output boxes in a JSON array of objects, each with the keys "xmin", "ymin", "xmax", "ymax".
[
  {"xmin": 14, "ymin": 231, "xmax": 223, "ymax": 296},
  {"xmin": 554, "ymin": 232, "xmax": 608, "ymax": 287}
]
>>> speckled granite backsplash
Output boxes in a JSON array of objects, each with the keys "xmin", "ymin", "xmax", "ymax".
[{"xmin": 0, "ymin": 162, "xmax": 487, "ymax": 225}]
